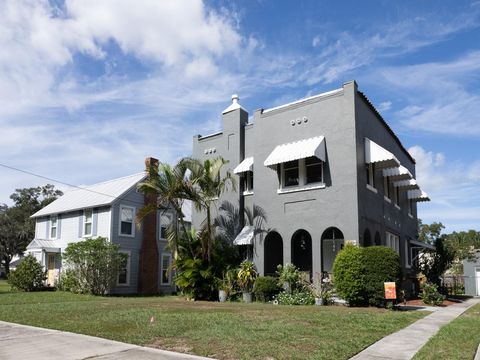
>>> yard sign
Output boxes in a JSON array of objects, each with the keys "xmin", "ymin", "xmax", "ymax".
[{"xmin": 384, "ymin": 282, "xmax": 396, "ymax": 300}]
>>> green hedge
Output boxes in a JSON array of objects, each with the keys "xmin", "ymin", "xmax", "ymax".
[
  {"xmin": 7, "ymin": 255, "xmax": 46, "ymax": 291},
  {"xmin": 333, "ymin": 245, "xmax": 401, "ymax": 306},
  {"xmin": 253, "ymin": 276, "xmax": 282, "ymax": 302}
]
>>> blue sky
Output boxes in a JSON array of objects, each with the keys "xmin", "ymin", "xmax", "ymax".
[{"xmin": 0, "ymin": 0, "xmax": 479, "ymax": 232}]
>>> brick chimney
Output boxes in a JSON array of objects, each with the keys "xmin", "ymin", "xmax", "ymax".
[{"xmin": 138, "ymin": 157, "xmax": 160, "ymax": 295}]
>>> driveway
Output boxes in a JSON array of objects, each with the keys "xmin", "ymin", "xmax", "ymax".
[{"xmin": 0, "ymin": 321, "xmax": 211, "ymax": 360}]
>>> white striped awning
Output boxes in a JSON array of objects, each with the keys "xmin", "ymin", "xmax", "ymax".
[
  {"xmin": 408, "ymin": 190, "xmax": 430, "ymax": 202},
  {"xmin": 264, "ymin": 136, "xmax": 325, "ymax": 169},
  {"xmin": 395, "ymin": 179, "xmax": 420, "ymax": 190},
  {"xmin": 233, "ymin": 157, "xmax": 254, "ymax": 174},
  {"xmin": 233, "ymin": 226, "xmax": 254, "ymax": 245},
  {"xmin": 365, "ymin": 138, "xmax": 400, "ymax": 169},
  {"xmin": 383, "ymin": 165, "xmax": 413, "ymax": 181}
]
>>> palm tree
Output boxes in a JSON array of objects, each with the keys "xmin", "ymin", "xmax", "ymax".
[
  {"xmin": 181, "ymin": 157, "xmax": 235, "ymax": 263},
  {"xmin": 137, "ymin": 161, "xmax": 198, "ymax": 259}
]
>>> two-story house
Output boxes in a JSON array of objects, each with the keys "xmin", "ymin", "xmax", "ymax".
[
  {"xmin": 26, "ymin": 158, "xmax": 189, "ymax": 294},
  {"xmin": 192, "ymin": 80, "xmax": 430, "ymax": 291}
]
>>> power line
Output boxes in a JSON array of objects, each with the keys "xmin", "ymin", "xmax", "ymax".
[{"xmin": 0, "ymin": 162, "xmax": 147, "ymax": 207}]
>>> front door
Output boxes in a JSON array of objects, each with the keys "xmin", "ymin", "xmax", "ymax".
[{"xmin": 47, "ymin": 254, "xmax": 56, "ymax": 286}]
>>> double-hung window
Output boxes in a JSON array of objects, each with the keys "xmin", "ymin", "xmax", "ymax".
[
  {"xmin": 84, "ymin": 209, "xmax": 93, "ymax": 237},
  {"xmin": 366, "ymin": 163, "xmax": 375, "ymax": 188},
  {"xmin": 385, "ymin": 232, "xmax": 400, "ymax": 254},
  {"xmin": 161, "ymin": 253, "xmax": 172, "ymax": 285},
  {"xmin": 394, "ymin": 186, "xmax": 400, "ymax": 208},
  {"xmin": 384, "ymin": 176, "xmax": 391, "ymax": 199},
  {"xmin": 283, "ymin": 160, "xmax": 299, "ymax": 187},
  {"xmin": 280, "ymin": 157, "xmax": 323, "ymax": 189},
  {"xmin": 119, "ymin": 205, "xmax": 135, "ymax": 236},
  {"xmin": 305, "ymin": 157, "xmax": 323, "ymax": 184},
  {"xmin": 117, "ymin": 251, "xmax": 130, "ymax": 286},
  {"xmin": 243, "ymin": 171, "xmax": 254, "ymax": 193},
  {"xmin": 160, "ymin": 213, "xmax": 172, "ymax": 240},
  {"xmin": 50, "ymin": 216, "xmax": 58, "ymax": 239}
]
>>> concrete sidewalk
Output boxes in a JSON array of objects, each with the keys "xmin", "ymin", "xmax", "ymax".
[
  {"xmin": 0, "ymin": 321, "xmax": 211, "ymax": 360},
  {"xmin": 350, "ymin": 298, "xmax": 480, "ymax": 360}
]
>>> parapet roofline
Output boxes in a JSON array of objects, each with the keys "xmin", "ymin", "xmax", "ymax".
[{"xmin": 262, "ymin": 88, "xmax": 343, "ymax": 114}]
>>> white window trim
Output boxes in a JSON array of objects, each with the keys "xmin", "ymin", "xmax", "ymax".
[
  {"xmin": 385, "ymin": 231, "xmax": 400, "ymax": 254},
  {"xmin": 50, "ymin": 216, "xmax": 58, "ymax": 239},
  {"xmin": 160, "ymin": 252, "xmax": 173, "ymax": 285},
  {"xmin": 394, "ymin": 204, "xmax": 401, "ymax": 210},
  {"xmin": 279, "ymin": 158, "xmax": 324, "ymax": 192},
  {"xmin": 119, "ymin": 205, "xmax": 135, "ymax": 237},
  {"xmin": 159, "ymin": 212, "xmax": 172, "ymax": 240},
  {"xmin": 116, "ymin": 250, "xmax": 131, "ymax": 286},
  {"xmin": 384, "ymin": 196, "xmax": 392, "ymax": 203},
  {"xmin": 83, "ymin": 209, "xmax": 93, "ymax": 237},
  {"xmin": 366, "ymin": 184, "xmax": 378, "ymax": 193}
]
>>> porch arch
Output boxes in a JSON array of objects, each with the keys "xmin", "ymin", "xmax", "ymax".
[
  {"xmin": 363, "ymin": 228, "xmax": 372, "ymax": 247},
  {"xmin": 321, "ymin": 227, "xmax": 344, "ymax": 273},
  {"xmin": 264, "ymin": 231, "xmax": 283, "ymax": 276},
  {"xmin": 291, "ymin": 229, "xmax": 312, "ymax": 276}
]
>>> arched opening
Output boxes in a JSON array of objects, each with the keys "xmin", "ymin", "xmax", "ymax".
[
  {"xmin": 363, "ymin": 228, "xmax": 371, "ymax": 247},
  {"xmin": 321, "ymin": 227, "xmax": 344, "ymax": 273},
  {"xmin": 264, "ymin": 231, "xmax": 283, "ymax": 276},
  {"xmin": 374, "ymin": 231, "xmax": 381, "ymax": 246},
  {"xmin": 291, "ymin": 230, "xmax": 312, "ymax": 276}
]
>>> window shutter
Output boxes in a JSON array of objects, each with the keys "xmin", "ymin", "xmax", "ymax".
[
  {"xmin": 57, "ymin": 215, "xmax": 62, "ymax": 239},
  {"xmin": 78, "ymin": 210, "xmax": 84, "ymax": 237},
  {"xmin": 92, "ymin": 208, "xmax": 98, "ymax": 237},
  {"xmin": 46, "ymin": 218, "xmax": 50, "ymax": 239}
]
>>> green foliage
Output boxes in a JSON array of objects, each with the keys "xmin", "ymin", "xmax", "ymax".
[
  {"xmin": 362, "ymin": 246, "xmax": 402, "ymax": 306},
  {"xmin": 237, "ymin": 260, "xmax": 258, "ymax": 293},
  {"xmin": 0, "ymin": 185, "xmax": 62, "ymax": 274},
  {"xmin": 418, "ymin": 237, "xmax": 455, "ymax": 286},
  {"xmin": 276, "ymin": 289, "xmax": 315, "ymax": 305},
  {"xmin": 333, "ymin": 244, "xmax": 367, "ymax": 306},
  {"xmin": 175, "ymin": 258, "xmax": 216, "ymax": 300},
  {"xmin": 276, "ymin": 263, "xmax": 303, "ymax": 293},
  {"xmin": 55, "ymin": 269, "xmax": 80, "ymax": 292},
  {"xmin": 420, "ymin": 283, "xmax": 445, "ymax": 306},
  {"xmin": 62, "ymin": 237, "xmax": 125, "ymax": 295},
  {"xmin": 7, "ymin": 255, "xmax": 46, "ymax": 291},
  {"xmin": 217, "ymin": 268, "xmax": 238, "ymax": 300},
  {"xmin": 310, "ymin": 274, "xmax": 334, "ymax": 305},
  {"xmin": 253, "ymin": 276, "xmax": 282, "ymax": 302},
  {"xmin": 418, "ymin": 220, "xmax": 445, "ymax": 245}
]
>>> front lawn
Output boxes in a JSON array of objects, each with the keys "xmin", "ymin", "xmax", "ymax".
[
  {"xmin": 0, "ymin": 280, "xmax": 427, "ymax": 360},
  {"xmin": 413, "ymin": 302, "xmax": 480, "ymax": 360}
]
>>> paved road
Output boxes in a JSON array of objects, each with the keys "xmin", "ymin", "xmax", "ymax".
[
  {"xmin": 0, "ymin": 321, "xmax": 211, "ymax": 360},
  {"xmin": 350, "ymin": 298, "xmax": 480, "ymax": 360}
]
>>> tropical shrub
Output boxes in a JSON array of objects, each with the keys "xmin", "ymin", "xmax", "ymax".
[
  {"xmin": 237, "ymin": 260, "xmax": 257, "ymax": 293},
  {"xmin": 276, "ymin": 289, "xmax": 315, "ymax": 305},
  {"xmin": 277, "ymin": 263, "xmax": 303, "ymax": 293},
  {"xmin": 7, "ymin": 255, "xmax": 46, "ymax": 291},
  {"xmin": 55, "ymin": 268, "xmax": 80, "ymax": 292},
  {"xmin": 62, "ymin": 237, "xmax": 126, "ymax": 295},
  {"xmin": 310, "ymin": 274, "xmax": 334, "ymax": 305},
  {"xmin": 217, "ymin": 268, "xmax": 239, "ymax": 300},
  {"xmin": 175, "ymin": 257, "xmax": 216, "ymax": 300},
  {"xmin": 333, "ymin": 244, "xmax": 367, "ymax": 306},
  {"xmin": 420, "ymin": 283, "xmax": 445, "ymax": 306},
  {"xmin": 254, "ymin": 276, "xmax": 282, "ymax": 302},
  {"xmin": 362, "ymin": 246, "xmax": 402, "ymax": 306}
]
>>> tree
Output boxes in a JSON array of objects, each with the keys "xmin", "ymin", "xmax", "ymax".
[
  {"xmin": 418, "ymin": 220, "xmax": 445, "ymax": 245},
  {"xmin": 62, "ymin": 237, "xmax": 126, "ymax": 295},
  {"xmin": 181, "ymin": 157, "xmax": 235, "ymax": 264},
  {"xmin": 7, "ymin": 255, "xmax": 46, "ymax": 291},
  {"xmin": 0, "ymin": 184, "xmax": 62, "ymax": 274}
]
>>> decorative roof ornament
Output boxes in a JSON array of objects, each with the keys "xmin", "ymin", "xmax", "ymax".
[{"xmin": 222, "ymin": 94, "xmax": 246, "ymax": 114}]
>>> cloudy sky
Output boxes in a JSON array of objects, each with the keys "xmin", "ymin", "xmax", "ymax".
[{"xmin": 1, "ymin": 0, "xmax": 479, "ymax": 232}]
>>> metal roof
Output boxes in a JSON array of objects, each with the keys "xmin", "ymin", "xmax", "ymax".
[
  {"xmin": 31, "ymin": 172, "xmax": 147, "ymax": 218},
  {"xmin": 26, "ymin": 238, "xmax": 61, "ymax": 252},
  {"xmin": 264, "ymin": 136, "xmax": 326, "ymax": 168}
]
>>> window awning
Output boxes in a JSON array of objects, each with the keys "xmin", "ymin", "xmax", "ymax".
[
  {"xmin": 395, "ymin": 179, "xmax": 420, "ymax": 190},
  {"xmin": 407, "ymin": 189, "xmax": 430, "ymax": 202},
  {"xmin": 410, "ymin": 239, "xmax": 435, "ymax": 250},
  {"xmin": 264, "ymin": 136, "xmax": 325, "ymax": 169},
  {"xmin": 365, "ymin": 138, "xmax": 400, "ymax": 169},
  {"xmin": 233, "ymin": 226, "xmax": 255, "ymax": 246},
  {"xmin": 383, "ymin": 165, "xmax": 413, "ymax": 181},
  {"xmin": 26, "ymin": 239, "xmax": 61, "ymax": 253},
  {"xmin": 233, "ymin": 157, "xmax": 254, "ymax": 174}
]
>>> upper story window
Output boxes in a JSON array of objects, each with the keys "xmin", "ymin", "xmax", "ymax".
[
  {"xmin": 384, "ymin": 176, "xmax": 391, "ymax": 199},
  {"xmin": 84, "ymin": 209, "xmax": 93, "ymax": 237},
  {"xmin": 283, "ymin": 160, "xmax": 299, "ymax": 187},
  {"xmin": 160, "ymin": 213, "xmax": 172, "ymax": 240},
  {"xmin": 243, "ymin": 171, "xmax": 254, "ymax": 193},
  {"xmin": 366, "ymin": 163, "xmax": 375, "ymax": 188},
  {"xmin": 50, "ymin": 216, "xmax": 58, "ymax": 239},
  {"xmin": 394, "ymin": 186, "xmax": 400, "ymax": 207},
  {"xmin": 120, "ymin": 205, "xmax": 135, "ymax": 236},
  {"xmin": 305, "ymin": 157, "xmax": 323, "ymax": 184}
]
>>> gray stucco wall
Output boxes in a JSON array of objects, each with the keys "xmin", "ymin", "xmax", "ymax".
[{"xmin": 463, "ymin": 253, "xmax": 480, "ymax": 296}]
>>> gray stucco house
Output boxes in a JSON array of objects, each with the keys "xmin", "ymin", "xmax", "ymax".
[
  {"xmin": 27, "ymin": 159, "xmax": 190, "ymax": 294},
  {"xmin": 463, "ymin": 252, "xmax": 480, "ymax": 296},
  {"xmin": 192, "ymin": 80, "xmax": 430, "ymax": 291}
]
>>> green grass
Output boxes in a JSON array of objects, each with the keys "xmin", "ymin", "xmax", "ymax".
[
  {"xmin": 413, "ymin": 303, "xmax": 480, "ymax": 360},
  {"xmin": 0, "ymin": 280, "xmax": 427, "ymax": 360}
]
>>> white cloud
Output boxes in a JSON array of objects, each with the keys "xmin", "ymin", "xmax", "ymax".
[{"xmin": 377, "ymin": 101, "xmax": 392, "ymax": 112}]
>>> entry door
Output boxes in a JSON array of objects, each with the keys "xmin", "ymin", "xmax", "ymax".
[
  {"xmin": 47, "ymin": 254, "xmax": 56, "ymax": 286},
  {"xmin": 476, "ymin": 268, "xmax": 480, "ymax": 296}
]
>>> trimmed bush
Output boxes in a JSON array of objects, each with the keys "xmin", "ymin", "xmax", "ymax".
[
  {"xmin": 7, "ymin": 255, "xmax": 46, "ymax": 291},
  {"xmin": 254, "ymin": 276, "xmax": 282, "ymax": 302},
  {"xmin": 333, "ymin": 244, "xmax": 367, "ymax": 306},
  {"xmin": 420, "ymin": 283, "xmax": 445, "ymax": 306},
  {"xmin": 363, "ymin": 246, "xmax": 402, "ymax": 306}
]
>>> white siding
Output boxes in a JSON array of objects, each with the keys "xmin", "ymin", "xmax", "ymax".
[
  {"xmin": 96, "ymin": 208, "xmax": 111, "ymax": 238},
  {"xmin": 35, "ymin": 218, "xmax": 48, "ymax": 239}
]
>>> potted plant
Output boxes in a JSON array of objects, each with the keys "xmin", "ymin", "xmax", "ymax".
[
  {"xmin": 237, "ymin": 261, "xmax": 257, "ymax": 303},
  {"xmin": 217, "ymin": 268, "xmax": 237, "ymax": 302},
  {"xmin": 277, "ymin": 263, "xmax": 301, "ymax": 294}
]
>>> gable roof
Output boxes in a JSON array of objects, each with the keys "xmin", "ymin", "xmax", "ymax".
[{"xmin": 31, "ymin": 172, "xmax": 147, "ymax": 218}]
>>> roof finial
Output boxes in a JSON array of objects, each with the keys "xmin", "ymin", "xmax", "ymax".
[{"xmin": 232, "ymin": 94, "xmax": 239, "ymax": 103}]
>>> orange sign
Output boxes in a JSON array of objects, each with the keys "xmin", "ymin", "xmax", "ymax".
[{"xmin": 384, "ymin": 282, "xmax": 397, "ymax": 300}]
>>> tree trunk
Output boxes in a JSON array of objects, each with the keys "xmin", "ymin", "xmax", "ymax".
[{"xmin": 206, "ymin": 206, "xmax": 212, "ymax": 263}]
